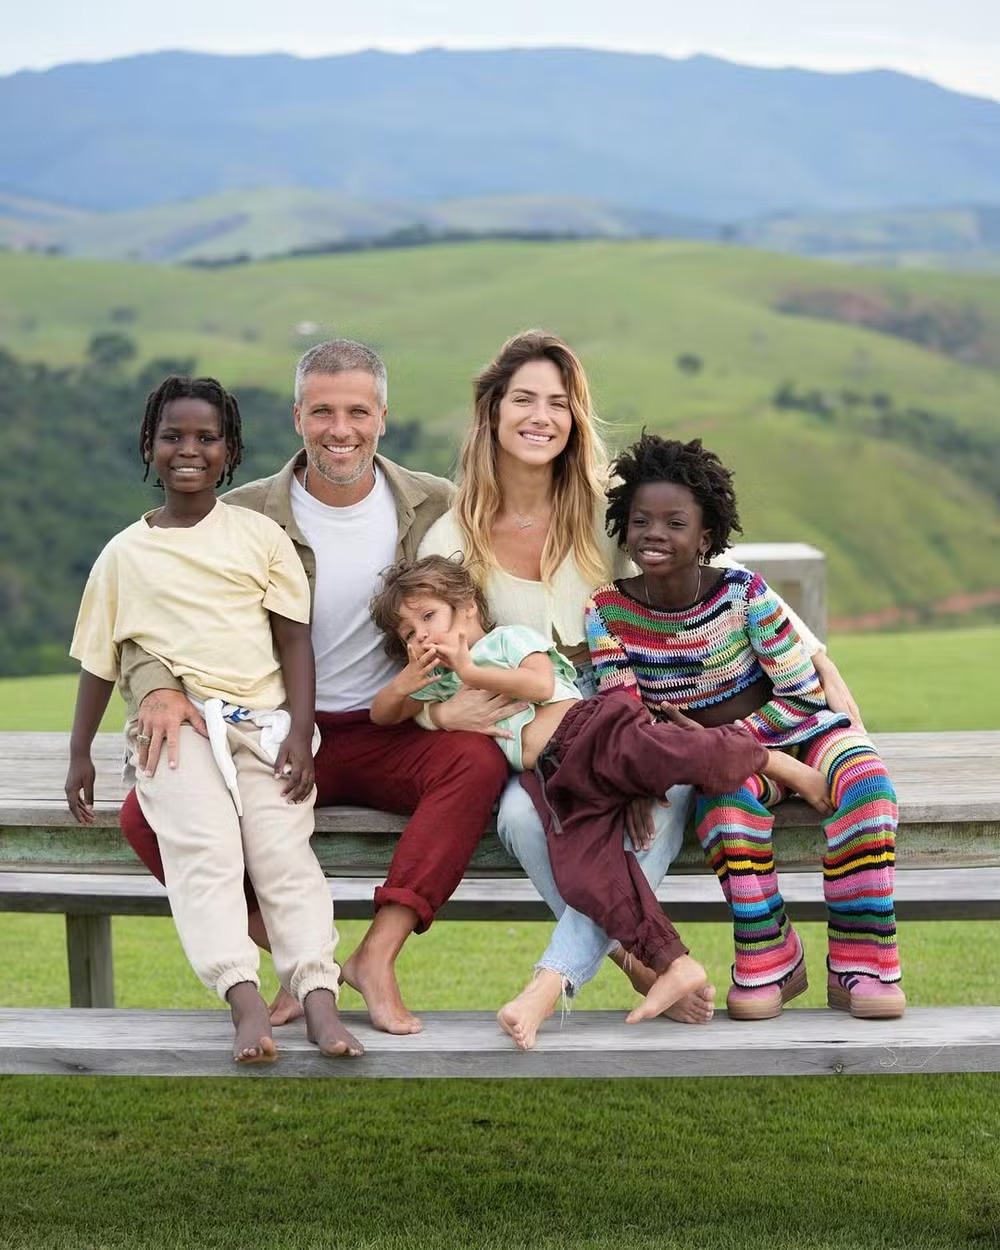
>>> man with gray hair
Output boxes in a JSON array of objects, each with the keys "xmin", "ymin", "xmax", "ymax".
[{"xmin": 117, "ymin": 340, "xmax": 510, "ymax": 1036}]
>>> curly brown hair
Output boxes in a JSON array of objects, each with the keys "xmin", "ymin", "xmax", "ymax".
[{"xmin": 369, "ymin": 555, "xmax": 495, "ymax": 662}]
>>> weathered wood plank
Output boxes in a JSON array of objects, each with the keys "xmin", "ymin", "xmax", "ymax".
[
  {"xmin": 4, "ymin": 868, "xmax": 1000, "ymax": 921},
  {"xmin": 0, "ymin": 1007, "xmax": 997, "ymax": 1078},
  {"xmin": 65, "ymin": 914, "xmax": 114, "ymax": 1008}
]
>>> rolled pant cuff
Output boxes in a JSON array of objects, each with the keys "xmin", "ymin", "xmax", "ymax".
[
  {"xmin": 293, "ymin": 969, "xmax": 342, "ymax": 1004},
  {"xmin": 535, "ymin": 961, "xmax": 582, "ymax": 997},
  {"xmin": 374, "ymin": 885, "xmax": 435, "ymax": 933},
  {"xmin": 215, "ymin": 968, "xmax": 260, "ymax": 1002}
]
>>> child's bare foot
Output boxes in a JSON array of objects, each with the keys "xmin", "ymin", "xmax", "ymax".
[
  {"xmin": 663, "ymin": 984, "xmax": 715, "ymax": 1023},
  {"xmin": 342, "ymin": 948, "xmax": 422, "ymax": 1035},
  {"xmin": 268, "ymin": 985, "xmax": 304, "ymax": 1026},
  {"xmin": 613, "ymin": 946, "xmax": 715, "ymax": 1023},
  {"xmin": 497, "ymin": 969, "xmax": 564, "ymax": 1051},
  {"xmin": 625, "ymin": 954, "xmax": 709, "ymax": 1024},
  {"xmin": 228, "ymin": 981, "xmax": 278, "ymax": 1063},
  {"xmin": 303, "ymin": 988, "xmax": 364, "ymax": 1057}
]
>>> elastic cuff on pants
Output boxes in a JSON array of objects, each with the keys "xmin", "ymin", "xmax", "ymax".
[
  {"xmin": 293, "ymin": 968, "xmax": 342, "ymax": 1004},
  {"xmin": 649, "ymin": 937, "xmax": 689, "ymax": 974},
  {"xmin": 215, "ymin": 968, "xmax": 260, "ymax": 1003},
  {"xmin": 374, "ymin": 885, "xmax": 434, "ymax": 933}
]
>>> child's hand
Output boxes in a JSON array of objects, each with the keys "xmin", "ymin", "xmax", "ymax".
[
  {"xmin": 397, "ymin": 642, "xmax": 439, "ymax": 695},
  {"xmin": 433, "ymin": 630, "xmax": 474, "ymax": 682},
  {"xmin": 793, "ymin": 765, "xmax": 834, "ymax": 816},
  {"xmin": 656, "ymin": 702, "xmax": 704, "ymax": 731},
  {"xmin": 65, "ymin": 754, "xmax": 96, "ymax": 825},
  {"xmin": 275, "ymin": 730, "xmax": 316, "ymax": 804}
]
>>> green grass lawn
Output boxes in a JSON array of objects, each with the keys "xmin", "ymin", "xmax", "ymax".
[{"xmin": 1, "ymin": 641, "xmax": 998, "ymax": 1249}]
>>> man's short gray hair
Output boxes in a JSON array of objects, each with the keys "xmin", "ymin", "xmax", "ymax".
[{"xmin": 294, "ymin": 339, "xmax": 388, "ymax": 408}]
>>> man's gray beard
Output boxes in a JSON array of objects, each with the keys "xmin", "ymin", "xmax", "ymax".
[{"xmin": 310, "ymin": 450, "xmax": 375, "ymax": 489}]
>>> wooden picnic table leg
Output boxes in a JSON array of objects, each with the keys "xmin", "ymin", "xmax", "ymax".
[{"xmin": 65, "ymin": 914, "xmax": 115, "ymax": 1008}]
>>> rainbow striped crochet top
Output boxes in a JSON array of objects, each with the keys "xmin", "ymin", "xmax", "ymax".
[{"xmin": 585, "ymin": 567, "xmax": 848, "ymax": 748}]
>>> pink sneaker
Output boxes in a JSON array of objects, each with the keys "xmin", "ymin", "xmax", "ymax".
[
  {"xmin": 727, "ymin": 959, "xmax": 808, "ymax": 1021},
  {"xmin": 827, "ymin": 971, "xmax": 906, "ymax": 1019}
]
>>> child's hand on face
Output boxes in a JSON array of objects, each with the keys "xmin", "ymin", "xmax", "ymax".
[
  {"xmin": 433, "ymin": 630, "xmax": 474, "ymax": 682},
  {"xmin": 397, "ymin": 642, "xmax": 440, "ymax": 695}
]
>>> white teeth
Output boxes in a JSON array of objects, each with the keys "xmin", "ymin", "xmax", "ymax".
[{"xmin": 521, "ymin": 432, "xmax": 552, "ymax": 444}]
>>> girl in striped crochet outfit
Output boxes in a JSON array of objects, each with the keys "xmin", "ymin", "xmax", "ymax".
[{"xmin": 586, "ymin": 433, "xmax": 904, "ymax": 1021}]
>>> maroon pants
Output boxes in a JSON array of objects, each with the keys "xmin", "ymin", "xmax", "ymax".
[
  {"xmin": 119, "ymin": 710, "xmax": 509, "ymax": 932},
  {"xmin": 522, "ymin": 689, "xmax": 769, "ymax": 973}
]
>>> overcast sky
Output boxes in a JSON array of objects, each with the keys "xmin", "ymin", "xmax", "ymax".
[{"xmin": 4, "ymin": 0, "xmax": 999, "ymax": 101}]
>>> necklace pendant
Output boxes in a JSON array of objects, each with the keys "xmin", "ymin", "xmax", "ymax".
[{"xmin": 515, "ymin": 516, "xmax": 535, "ymax": 530}]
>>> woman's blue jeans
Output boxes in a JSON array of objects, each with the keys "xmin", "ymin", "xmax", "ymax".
[{"xmin": 496, "ymin": 713, "xmax": 693, "ymax": 995}]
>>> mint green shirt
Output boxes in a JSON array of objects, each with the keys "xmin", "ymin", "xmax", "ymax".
[{"xmin": 411, "ymin": 625, "xmax": 581, "ymax": 770}]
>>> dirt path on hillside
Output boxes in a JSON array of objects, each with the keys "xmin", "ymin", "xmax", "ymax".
[{"xmin": 830, "ymin": 588, "xmax": 1000, "ymax": 632}]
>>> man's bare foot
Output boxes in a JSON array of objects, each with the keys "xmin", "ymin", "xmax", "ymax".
[
  {"xmin": 612, "ymin": 946, "xmax": 715, "ymax": 1024},
  {"xmin": 268, "ymin": 985, "xmax": 304, "ymax": 1026},
  {"xmin": 497, "ymin": 969, "xmax": 564, "ymax": 1051},
  {"xmin": 625, "ymin": 954, "xmax": 709, "ymax": 1024},
  {"xmin": 303, "ymin": 988, "xmax": 364, "ymax": 1057},
  {"xmin": 342, "ymin": 948, "xmax": 422, "ymax": 1035},
  {"xmin": 227, "ymin": 981, "xmax": 278, "ymax": 1063}
]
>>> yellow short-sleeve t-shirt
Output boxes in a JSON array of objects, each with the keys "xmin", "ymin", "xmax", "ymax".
[{"xmin": 70, "ymin": 500, "xmax": 310, "ymax": 709}]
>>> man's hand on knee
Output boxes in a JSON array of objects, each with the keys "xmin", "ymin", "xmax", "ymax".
[{"xmin": 136, "ymin": 689, "xmax": 207, "ymax": 776}]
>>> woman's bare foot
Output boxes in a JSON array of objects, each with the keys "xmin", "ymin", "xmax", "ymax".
[
  {"xmin": 227, "ymin": 981, "xmax": 278, "ymax": 1063},
  {"xmin": 625, "ymin": 954, "xmax": 709, "ymax": 1024},
  {"xmin": 342, "ymin": 948, "xmax": 422, "ymax": 1035},
  {"xmin": 303, "ymin": 988, "xmax": 364, "ymax": 1057},
  {"xmin": 612, "ymin": 946, "xmax": 715, "ymax": 1023},
  {"xmin": 268, "ymin": 985, "xmax": 304, "ymax": 1026},
  {"xmin": 497, "ymin": 969, "xmax": 564, "ymax": 1051}
]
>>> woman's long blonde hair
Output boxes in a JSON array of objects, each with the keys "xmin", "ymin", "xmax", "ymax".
[{"xmin": 454, "ymin": 331, "xmax": 611, "ymax": 586}]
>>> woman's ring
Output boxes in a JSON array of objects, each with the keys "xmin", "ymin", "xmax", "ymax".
[{"xmin": 136, "ymin": 732, "xmax": 152, "ymax": 745}]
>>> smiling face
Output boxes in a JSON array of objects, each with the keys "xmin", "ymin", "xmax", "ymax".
[
  {"xmin": 626, "ymin": 481, "xmax": 712, "ymax": 579},
  {"xmin": 396, "ymin": 594, "xmax": 482, "ymax": 656},
  {"xmin": 293, "ymin": 369, "xmax": 386, "ymax": 501},
  {"xmin": 494, "ymin": 358, "xmax": 573, "ymax": 471},
  {"xmin": 146, "ymin": 397, "xmax": 227, "ymax": 494}
]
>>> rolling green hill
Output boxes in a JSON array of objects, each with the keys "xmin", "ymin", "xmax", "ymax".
[
  {"xmin": 1, "ymin": 240, "xmax": 999, "ymax": 674},
  {"xmin": 4, "ymin": 186, "xmax": 999, "ymax": 271},
  {"xmin": 0, "ymin": 187, "xmax": 712, "ymax": 263}
]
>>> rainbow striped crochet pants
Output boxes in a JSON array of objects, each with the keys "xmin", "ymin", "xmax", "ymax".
[{"xmin": 695, "ymin": 727, "xmax": 901, "ymax": 988}]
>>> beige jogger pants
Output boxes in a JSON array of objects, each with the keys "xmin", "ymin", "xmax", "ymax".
[{"xmin": 135, "ymin": 723, "xmax": 339, "ymax": 1003}]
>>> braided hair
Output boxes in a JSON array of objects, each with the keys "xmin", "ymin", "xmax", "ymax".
[
  {"xmin": 605, "ymin": 433, "xmax": 742, "ymax": 560},
  {"xmin": 139, "ymin": 375, "xmax": 243, "ymax": 487}
]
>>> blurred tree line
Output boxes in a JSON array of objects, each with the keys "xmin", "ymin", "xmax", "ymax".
[{"xmin": 0, "ymin": 338, "xmax": 430, "ymax": 676}]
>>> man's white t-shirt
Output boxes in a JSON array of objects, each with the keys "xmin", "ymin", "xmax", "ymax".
[{"xmin": 290, "ymin": 469, "xmax": 400, "ymax": 712}]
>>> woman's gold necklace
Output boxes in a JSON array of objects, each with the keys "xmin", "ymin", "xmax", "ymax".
[{"xmin": 643, "ymin": 564, "xmax": 703, "ymax": 610}]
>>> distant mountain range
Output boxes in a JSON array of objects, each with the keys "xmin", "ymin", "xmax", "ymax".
[{"xmin": 2, "ymin": 47, "xmax": 1000, "ymax": 221}]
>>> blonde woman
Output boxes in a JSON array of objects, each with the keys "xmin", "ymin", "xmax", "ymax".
[{"xmin": 419, "ymin": 330, "xmax": 858, "ymax": 1050}]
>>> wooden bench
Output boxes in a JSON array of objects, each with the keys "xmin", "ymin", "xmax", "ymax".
[{"xmin": 2, "ymin": 730, "xmax": 999, "ymax": 1077}]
